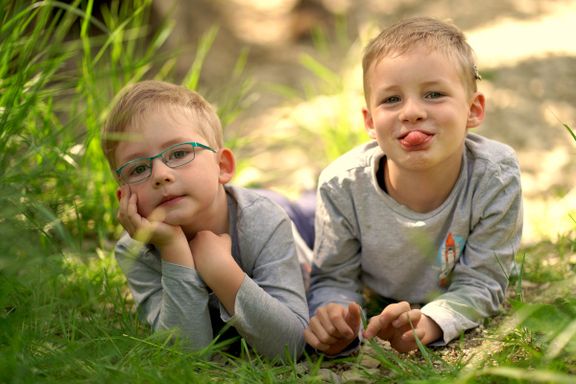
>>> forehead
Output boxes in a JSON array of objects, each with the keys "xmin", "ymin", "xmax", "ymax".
[
  {"xmin": 373, "ymin": 47, "xmax": 458, "ymax": 75},
  {"xmin": 126, "ymin": 105, "xmax": 206, "ymax": 138},
  {"xmin": 114, "ymin": 107, "xmax": 207, "ymax": 162},
  {"xmin": 366, "ymin": 46, "xmax": 471, "ymax": 93}
]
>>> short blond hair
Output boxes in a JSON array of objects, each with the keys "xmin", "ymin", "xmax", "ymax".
[
  {"xmin": 101, "ymin": 80, "xmax": 223, "ymax": 169},
  {"xmin": 362, "ymin": 17, "xmax": 480, "ymax": 101}
]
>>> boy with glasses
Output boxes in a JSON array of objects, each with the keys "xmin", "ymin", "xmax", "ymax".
[{"xmin": 101, "ymin": 80, "xmax": 308, "ymax": 360}]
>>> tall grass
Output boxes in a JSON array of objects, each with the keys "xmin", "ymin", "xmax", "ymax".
[
  {"xmin": 0, "ymin": 1, "xmax": 254, "ymax": 382},
  {"xmin": 1, "ymin": 1, "xmax": 575, "ymax": 382},
  {"xmin": 266, "ymin": 19, "xmax": 369, "ymax": 178}
]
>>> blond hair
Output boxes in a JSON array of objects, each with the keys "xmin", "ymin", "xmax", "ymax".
[
  {"xmin": 101, "ymin": 80, "xmax": 223, "ymax": 169},
  {"xmin": 362, "ymin": 17, "xmax": 480, "ymax": 100}
]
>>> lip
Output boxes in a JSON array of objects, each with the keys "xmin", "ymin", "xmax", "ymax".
[{"xmin": 158, "ymin": 195, "xmax": 185, "ymax": 207}]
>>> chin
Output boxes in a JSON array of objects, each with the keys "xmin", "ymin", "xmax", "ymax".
[
  {"xmin": 164, "ymin": 217, "xmax": 184, "ymax": 226},
  {"xmin": 168, "ymin": 212, "xmax": 199, "ymax": 227}
]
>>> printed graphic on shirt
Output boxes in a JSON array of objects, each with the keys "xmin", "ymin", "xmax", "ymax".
[{"xmin": 437, "ymin": 232, "xmax": 465, "ymax": 288}]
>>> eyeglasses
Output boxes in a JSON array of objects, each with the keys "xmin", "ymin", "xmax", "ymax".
[{"xmin": 115, "ymin": 141, "xmax": 217, "ymax": 184}]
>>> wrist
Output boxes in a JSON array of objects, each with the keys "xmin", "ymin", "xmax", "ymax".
[
  {"xmin": 157, "ymin": 236, "xmax": 195, "ymax": 268},
  {"xmin": 207, "ymin": 260, "xmax": 244, "ymax": 315},
  {"xmin": 420, "ymin": 315, "xmax": 443, "ymax": 344}
]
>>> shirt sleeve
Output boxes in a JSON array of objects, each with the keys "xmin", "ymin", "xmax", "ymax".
[
  {"xmin": 219, "ymin": 211, "xmax": 309, "ymax": 360},
  {"xmin": 421, "ymin": 155, "xmax": 523, "ymax": 344},
  {"xmin": 115, "ymin": 237, "xmax": 213, "ymax": 351},
  {"xmin": 307, "ymin": 180, "xmax": 364, "ymax": 315}
]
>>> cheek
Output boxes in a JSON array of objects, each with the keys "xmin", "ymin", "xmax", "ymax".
[
  {"xmin": 373, "ymin": 112, "xmax": 394, "ymax": 129},
  {"xmin": 371, "ymin": 117, "xmax": 394, "ymax": 142},
  {"xmin": 132, "ymin": 189, "xmax": 153, "ymax": 217}
]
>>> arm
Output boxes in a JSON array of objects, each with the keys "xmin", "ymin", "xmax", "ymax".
[
  {"xmin": 115, "ymin": 236, "xmax": 213, "ymax": 350},
  {"xmin": 421, "ymin": 155, "xmax": 523, "ymax": 344},
  {"xmin": 308, "ymin": 183, "xmax": 364, "ymax": 312},
  {"xmin": 189, "ymin": 231, "xmax": 244, "ymax": 316},
  {"xmin": 306, "ymin": 182, "xmax": 365, "ymax": 355},
  {"xmin": 115, "ymin": 187, "xmax": 213, "ymax": 350},
  {"xmin": 221, "ymin": 195, "xmax": 309, "ymax": 360}
]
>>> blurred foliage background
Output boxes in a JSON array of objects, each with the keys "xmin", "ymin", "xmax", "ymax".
[{"xmin": 149, "ymin": 0, "xmax": 576, "ymax": 243}]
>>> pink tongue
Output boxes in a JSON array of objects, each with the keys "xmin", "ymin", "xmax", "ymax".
[{"xmin": 402, "ymin": 131, "xmax": 429, "ymax": 146}]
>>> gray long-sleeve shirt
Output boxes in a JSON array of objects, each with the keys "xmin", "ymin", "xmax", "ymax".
[
  {"xmin": 115, "ymin": 186, "xmax": 309, "ymax": 359},
  {"xmin": 308, "ymin": 133, "xmax": 523, "ymax": 344}
]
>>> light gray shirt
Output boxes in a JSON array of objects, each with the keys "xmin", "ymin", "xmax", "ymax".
[
  {"xmin": 308, "ymin": 133, "xmax": 523, "ymax": 344},
  {"xmin": 115, "ymin": 186, "xmax": 309, "ymax": 359}
]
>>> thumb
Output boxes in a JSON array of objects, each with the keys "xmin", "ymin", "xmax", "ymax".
[{"xmin": 346, "ymin": 302, "xmax": 363, "ymax": 334}]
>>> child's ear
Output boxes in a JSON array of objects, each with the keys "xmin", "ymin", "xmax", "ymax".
[
  {"xmin": 466, "ymin": 92, "xmax": 486, "ymax": 128},
  {"xmin": 116, "ymin": 188, "xmax": 122, "ymax": 202},
  {"xmin": 362, "ymin": 108, "xmax": 377, "ymax": 139},
  {"xmin": 217, "ymin": 148, "xmax": 235, "ymax": 184}
]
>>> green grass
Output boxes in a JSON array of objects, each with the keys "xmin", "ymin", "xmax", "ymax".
[{"xmin": 1, "ymin": 1, "xmax": 575, "ymax": 382}]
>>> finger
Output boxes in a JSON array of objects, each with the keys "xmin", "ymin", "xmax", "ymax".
[
  {"xmin": 124, "ymin": 193, "xmax": 156, "ymax": 242},
  {"xmin": 402, "ymin": 327, "xmax": 425, "ymax": 343},
  {"xmin": 364, "ymin": 310, "xmax": 398, "ymax": 339},
  {"xmin": 304, "ymin": 327, "xmax": 331, "ymax": 352},
  {"xmin": 126, "ymin": 193, "xmax": 145, "ymax": 231},
  {"xmin": 364, "ymin": 314, "xmax": 385, "ymax": 339},
  {"xmin": 126, "ymin": 190, "xmax": 138, "ymax": 219},
  {"xmin": 316, "ymin": 305, "xmax": 354, "ymax": 339},
  {"xmin": 307, "ymin": 317, "xmax": 339, "ymax": 345},
  {"xmin": 364, "ymin": 301, "xmax": 411, "ymax": 339},
  {"xmin": 346, "ymin": 302, "xmax": 363, "ymax": 333},
  {"xmin": 392, "ymin": 308, "xmax": 422, "ymax": 328},
  {"xmin": 328, "ymin": 306, "xmax": 357, "ymax": 339},
  {"xmin": 117, "ymin": 186, "xmax": 135, "ymax": 231},
  {"xmin": 385, "ymin": 301, "xmax": 412, "ymax": 318}
]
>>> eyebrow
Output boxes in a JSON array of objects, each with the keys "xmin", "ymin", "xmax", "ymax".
[
  {"xmin": 117, "ymin": 137, "xmax": 196, "ymax": 164},
  {"xmin": 374, "ymin": 79, "xmax": 451, "ymax": 94}
]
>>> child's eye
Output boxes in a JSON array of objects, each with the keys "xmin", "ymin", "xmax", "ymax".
[
  {"xmin": 425, "ymin": 91, "xmax": 444, "ymax": 99},
  {"xmin": 166, "ymin": 148, "xmax": 194, "ymax": 164},
  {"xmin": 382, "ymin": 96, "xmax": 401, "ymax": 104},
  {"xmin": 170, "ymin": 150, "xmax": 191, "ymax": 160},
  {"xmin": 129, "ymin": 163, "xmax": 150, "ymax": 176}
]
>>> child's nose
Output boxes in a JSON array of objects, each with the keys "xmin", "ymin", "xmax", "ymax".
[
  {"xmin": 399, "ymin": 98, "xmax": 426, "ymax": 122},
  {"xmin": 151, "ymin": 158, "xmax": 175, "ymax": 186}
]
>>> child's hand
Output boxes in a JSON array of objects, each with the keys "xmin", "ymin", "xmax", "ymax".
[
  {"xmin": 189, "ymin": 231, "xmax": 244, "ymax": 314},
  {"xmin": 363, "ymin": 301, "xmax": 426, "ymax": 353},
  {"xmin": 117, "ymin": 186, "xmax": 185, "ymax": 247},
  {"xmin": 189, "ymin": 231, "xmax": 234, "ymax": 285},
  {"xmin": 304, "ymin": 302, "xmax": 362, "ymax": 356}
]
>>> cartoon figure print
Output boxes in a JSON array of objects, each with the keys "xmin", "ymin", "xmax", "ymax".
[{"xmin": 438, "ymin": 232, "xmax": 464, "ymax": 287}]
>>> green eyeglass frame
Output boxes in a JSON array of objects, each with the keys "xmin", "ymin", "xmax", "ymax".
[{"xmin": 115, "ymin": 141, "xmax": 216, "ymax": 184}]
